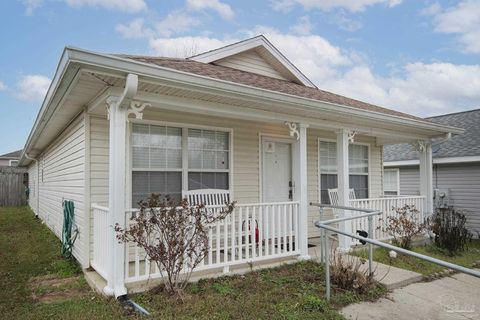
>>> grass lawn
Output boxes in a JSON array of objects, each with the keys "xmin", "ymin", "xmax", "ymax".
[
  {"xmin": 352, "ymin": 240, "xmax": 480, "ymax": 276},
  {"xmin": 131, "ymin": 261, "xmax": 387, "ymax": 319},
  {"xmin": 1, "ymin": 206, "xmax": 387, "ymax": 319},
  {"xmin": 0, "ymin": 206, "xmax": 123, "ymax": 319}
]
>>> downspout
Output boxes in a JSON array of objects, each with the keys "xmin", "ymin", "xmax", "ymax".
[
  {"xmin": 105, "ymin": 73, "xmax": 138, "ymax": 298},
  {"xmin": 25, "ymin": 153, "xmax": 40, "ymax": 218}
]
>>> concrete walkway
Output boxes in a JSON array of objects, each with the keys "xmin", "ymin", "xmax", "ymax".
[{"xmin": 341, "ymin": 271, "xmax": 480, "ymax": 320}]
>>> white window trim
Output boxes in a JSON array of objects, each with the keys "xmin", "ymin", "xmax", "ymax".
[
  {"xmin": 383, "ymin": 168, "xmax": 400, "ymax": 196},
  {"xmin": 128, "ymin": 119, "xmax": 234, "ymax": 208},
  {"xmin": 9, "ymin": 160, "xmax": 18, "ymax": 166},
  {"xmin": 317, "ymin": 138, "xmax": 371, "ymax": 203}
]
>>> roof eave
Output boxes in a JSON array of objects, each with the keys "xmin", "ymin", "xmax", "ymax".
[{"xmin": 20, "ymin": 47, "xmax": 463, "ymax": 166}]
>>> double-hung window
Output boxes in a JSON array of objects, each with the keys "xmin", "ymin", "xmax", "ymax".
[
  {"xmin": 319, "ymin": 140, "xmax": 369, "ymax": 204},
  {"xmin": 131, "ymin": 123, "xmax": 230, "ymax": 206},
  {"xmin": 383, "ymin": 169, "xmax": 399, "ymax": 196}
]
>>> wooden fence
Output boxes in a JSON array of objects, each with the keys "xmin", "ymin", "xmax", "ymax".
[{"xmin": 0, "ymin": 167, "xmax": 28, "ymax": 206}]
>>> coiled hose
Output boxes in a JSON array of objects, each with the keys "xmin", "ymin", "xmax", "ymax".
[{"xmin": 61, "ymin": 200, "xmax": 78, "ymax": 259}]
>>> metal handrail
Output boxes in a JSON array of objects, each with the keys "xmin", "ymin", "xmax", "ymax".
[{"xmin": 312, "ymin": 203, "xmax": 480, "ymax": 301}]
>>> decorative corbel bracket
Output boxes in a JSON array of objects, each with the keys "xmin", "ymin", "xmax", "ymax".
[
  {"xmin": 348, "ymin": 131, "xmax": 358, "ymax": 144},
  {"xmin": 105, "ymin": 96, "xmax": 119, "ymax": 121},
  {"xmin": 285, "ymin": 122, "xmax": 300, "ymax": 140},
  {"xmin": 412, "ymin": 140, "xmax": 427, "ymax": 152},
  {"xmin": 127, "ymin": 101, "xmax": 151, "ymax": 120}
]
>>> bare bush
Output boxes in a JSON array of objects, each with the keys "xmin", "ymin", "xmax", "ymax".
[
  {"xmin": 427, "ymin": 207, "xmax": 472, "ymax": 256},
  {"xmin": 115, "ymin": 194, "xmax": 235, "ymax": 298},
  {"xmin": 330, "ymin": 252, "xmax": 376, "ymax": 294},
  {"xmin": 378, "ymin": 204, "xmax": 425, "ymax": 250}
]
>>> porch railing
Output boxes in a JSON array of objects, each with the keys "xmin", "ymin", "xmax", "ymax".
[
  {"xmin": 91, "ymin": 204, "xmax": 109, "ymax": 280},
  {"xmin": 124, "ymin": 201, "xmax": 300, "ymax": 283},
  {"xmin": 349, "ymin": 196, "xmax": 426, "ymax": 241}
]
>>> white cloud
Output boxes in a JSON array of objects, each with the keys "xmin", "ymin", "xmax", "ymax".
[
  {"xmin": 16, "ymin": 75, "xmax": 51, "ymax": 102},
  {"xmin": 427, "ymin": 0, "xmax": 480, "ymax": 54},
  {"xmin": 0, "ymin": 81, "xmax": 6, "ymax": 91},
  {"xmin": 271, "ymin": 0, "xmax": 402, "ymax": 12},
  {"xmin": 115, "ymin": 18, "xmax": 153, "ymax": 39},
  {"xmin": 156, "ymin": 11, "xmax": 201, "ymax": 37},
  {"xmin": 117, "ymin": 12, "xmax": 201, "ymax": 40},
  {"xmin": 22, "ymin": 0, "xmax": 44, "ymax": 15},
  {"xmin": 186, "ymin": 0, "xmax": 234, "ymax": 20},
  {"xmin": 290, "ymin": 16, "xmax": 313, "ymax": 35},
  {"xmin": 130, "ymin": 26, "xmax": 480, "ymax": 117}
]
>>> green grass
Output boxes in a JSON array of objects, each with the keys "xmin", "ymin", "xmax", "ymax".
[
  {"xmin": 131, "ymin": 261, "xmax": 387, "ymax": 319},
  {"xmin": 352, "ymin": 240, "xmax": 480, "ymax": 276},
  {"xmin": 0, "ymin": 206, "xmax": 124, "ymax": 320},
  {"xmin": 1, "ymin": 206, "xmax": 387, "ymax": 319}
]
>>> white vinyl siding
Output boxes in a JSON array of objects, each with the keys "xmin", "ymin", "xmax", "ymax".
[
  {"xmin": 30, "ymin": 113, "xmax": 87, "ymax": 266},
  {"xmin": 89, "ymin": 109, "xmax": 384, "ymax": 239},
  {"xmin": 392, "ymin": 163, "xmax": 480, "ymax": 235},
  {"xmin": 213, "ymin": 49, "xmax": 288, "ymax": 80},
  {"xmin": 27, "ymin": 160, "xmax": 38, "ymax": 214}
]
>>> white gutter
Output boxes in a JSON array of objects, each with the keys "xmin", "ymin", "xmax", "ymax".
[
  {"xmin": 64, "ymin": 47, "xmax": 464, "ymax": 135},
  {"xmin": 385, "ymin": 155, "xmax": 480, "ymax": 167}
]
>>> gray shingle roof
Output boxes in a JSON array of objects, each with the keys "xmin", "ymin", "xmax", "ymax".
[
  {"xmin": 117, "ymin": 55, "xmax": 424, "ymax": 122},
  {"xmin": 384, "ymin": 109, "xmax": 480, "ymax": 162},
  {"xmin": 0, "ymin": 149, "xmax": 22, "ymax": 159}
]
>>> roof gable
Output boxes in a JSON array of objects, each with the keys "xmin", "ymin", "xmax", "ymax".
[{"xmin": 188, "ymin": 35, "xmax": 316, "ymax": 88}]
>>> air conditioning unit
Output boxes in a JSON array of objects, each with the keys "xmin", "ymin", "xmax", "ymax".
[{"xmin": 434, "ymin": 189, "xmax": 449, "ymax": 209}]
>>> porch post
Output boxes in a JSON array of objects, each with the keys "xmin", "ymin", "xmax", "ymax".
[
  {"xmin": 104, "ymin": 96, "xmax": 127, "ymax": 297},
  {"xmin": 336, "ymin": 129, "xmax": 351, "ymax": 250},
  {"xmin": 298, "ymin": 123, "xmax": 309, "ymax": 259},
  {"xmin": 419, "ymin": 141, "xmax": 433, "ymax": 216}
]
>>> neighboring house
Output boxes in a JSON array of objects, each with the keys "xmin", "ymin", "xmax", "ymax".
[
  {"xmin": 0, "ymin": 149, "xmax": 22, "ymax": 167},
  {"xmin": 19, "ymin": 36, "xmax": 462, "ymax": 297},
  {"xmin": 384, "ymin": 108, "xmax": 480, "ymax": 236}
]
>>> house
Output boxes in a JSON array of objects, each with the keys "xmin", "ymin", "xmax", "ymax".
[
  {"xmin": 18, "ymin": 35, "xmax": 462, "ymax": 297},
  {"xmin": 384, "ymin": 108, "xmax": 480, "ymax": 236},
  {"xmin": 0, "ymin": 149, "xmax": 22, "ymax": 167}
]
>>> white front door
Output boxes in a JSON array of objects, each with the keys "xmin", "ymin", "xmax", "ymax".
[{"xmin": 262, "ymin": 139, "xmax": 292, "ymax": 203}]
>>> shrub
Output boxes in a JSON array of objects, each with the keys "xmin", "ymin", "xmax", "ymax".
[
  {"xmin": 115, "ymin": 194, "xmax": 235, "ymax": 298},
  {"xmin": 330, "ymin": 252, "xmax": 376, "ymax": 294},
  {"xmin": 427, "ymin": 207, "xmax": 472, "ymax": 256},
  {"xmin": 378, "ymin": 204, "xmax": 425, "ymax": 250}
]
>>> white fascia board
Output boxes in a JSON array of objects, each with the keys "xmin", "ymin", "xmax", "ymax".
[
  {"xmin": 18, "ymin": 48, "xmax": 72, "ymax": 166},
  {"xmin": 68, "ymin": 48, "xmax": 463, "ymax": 136},
  {"xmin": 384, "ymin": 156, "xmax": 480, "ymax": 167},
  {"xmin": 384, "ymin": 160, "xmax": 419, "ymax": 167},
  {"xmin": 188, "ymin": 35, "xmax": 316, "ymax": 88}
]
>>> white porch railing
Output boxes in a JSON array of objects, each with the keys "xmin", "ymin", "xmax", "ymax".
[
  {"xmin": 123, "ymin": 201, "xmax": 300, "ymax": 283},
  {"xmin": 349, "ymin": 196, "xmax": 426, "ymax": 241},
  {"xmin": 91, "ymin": 204, "xmax": 109, "ymax": 280}
]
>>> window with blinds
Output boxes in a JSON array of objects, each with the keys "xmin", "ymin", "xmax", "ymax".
[
  {"xmin": 319, "ymin": 141, "xmax": 369, "ymax": 203},
  {"xmin": 383, "ymin": 169, "xmax": 399, "ymax": 196},
  {"xmin": 131, "ymin": 123, "xmax": 230, "ymax": 206},
  {"xmin": 188, "ymin": 129, "xmax": 229, "ymax": 190}
]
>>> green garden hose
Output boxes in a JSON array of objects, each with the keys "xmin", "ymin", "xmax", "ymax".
[{"xmin": 61, "ymin": 200, "xmax": 78, "ymax": 259}]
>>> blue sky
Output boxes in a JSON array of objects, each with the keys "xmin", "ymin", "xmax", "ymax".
[{"xmin": 0, "ymin": 0, "xmax": 479, "ymax": 155}]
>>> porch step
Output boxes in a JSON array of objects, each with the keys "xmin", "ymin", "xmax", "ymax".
[{"xmin": 83, "ymin": 268, "xmax": 107, "ymax": 296}]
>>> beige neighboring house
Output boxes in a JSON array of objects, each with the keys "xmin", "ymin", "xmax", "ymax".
[
  {"xmin": 0, "ymin": 149, "xmax": 22, "ymax": 167},
  {"xmin": 19, "ymin": 35, "xmax": 463, "ymax": 297}
]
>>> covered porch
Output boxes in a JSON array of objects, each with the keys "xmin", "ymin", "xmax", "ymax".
[{"xmin": 83, "ymin": 71, "xmax": 442, "ymax": 297}]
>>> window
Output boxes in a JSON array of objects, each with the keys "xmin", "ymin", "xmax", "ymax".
[
  {"xmin": 131, "ymin": 123, "xmax": 230, "ymax": 206},
  {"xmin": 188, "ymin": 129, "xmax": 229, "ymax": 190},
  {"xmin": 383, "ymin": 169, "xmax": 399, "ymax": 196},
  {"xmin": 132, "ymin": 124, "xmax": 182, "ymax": 204},
  {"xmin": 319, "ymin": 140, "xmax": 369, "ymax": 204},
  {"xmin": 9, "ymin": 160, "xmax": 18, "ymax": 167}
]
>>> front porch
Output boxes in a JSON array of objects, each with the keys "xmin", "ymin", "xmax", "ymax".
[{"xmin": 85, "ymin": 75, "xmax": 434, "ymax": 297}]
